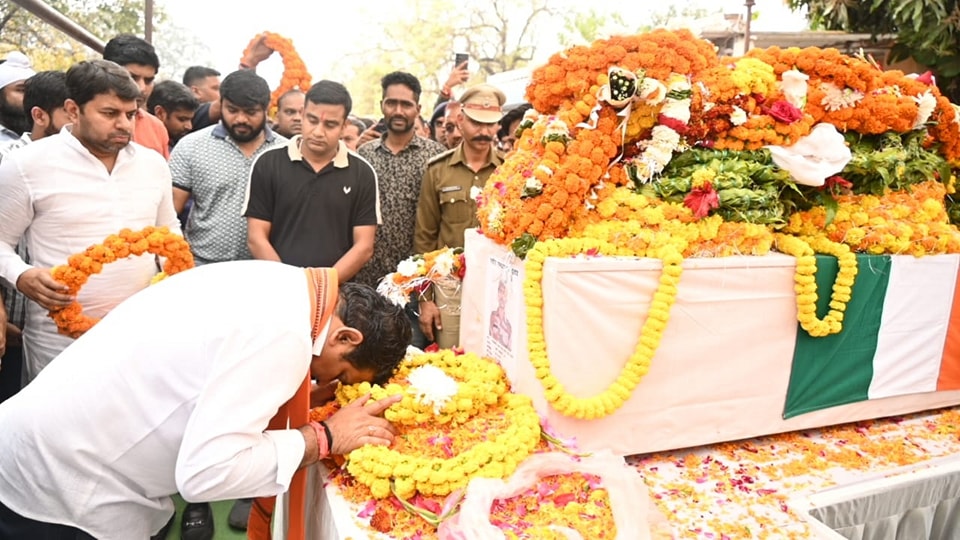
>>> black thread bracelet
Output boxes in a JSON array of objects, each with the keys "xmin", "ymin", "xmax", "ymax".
[{"xmin": 319, "ymin": 421, "xmax": 333, "ymax": 451}]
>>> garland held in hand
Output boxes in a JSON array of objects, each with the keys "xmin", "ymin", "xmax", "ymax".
[
  {"xmin": 49, "ymin": 226, "xmax": 194, "ymax": 338},
  {"xmin": 241, "ymin": 32, "xmax": 312, "ymax": 113}
]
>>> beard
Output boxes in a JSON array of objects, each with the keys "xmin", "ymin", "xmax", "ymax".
[
  {"xmin": 224, "ymin": 116, "xmax": 265, "ymax": 143},
  {"xmin": 0, "ymin": 96, "xmax": 29, "ymax": 136}
]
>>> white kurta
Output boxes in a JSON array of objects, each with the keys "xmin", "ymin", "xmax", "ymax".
[
  {"xmin": 0, "ymin": 126, "xmax": 180, "ymax": 381},
  {"xmin": 0, "ymin": 260, "xmax": 318, "ymax": 539}
]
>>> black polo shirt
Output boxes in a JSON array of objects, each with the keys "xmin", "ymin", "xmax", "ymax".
[{"xmin": 243, "ymin": 136, "xmax": 380, "ymax": 268}]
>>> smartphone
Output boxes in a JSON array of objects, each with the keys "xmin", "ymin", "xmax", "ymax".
[{"xmin": 454, "ymin": 52, "xmax": 469, "ymax": 68}]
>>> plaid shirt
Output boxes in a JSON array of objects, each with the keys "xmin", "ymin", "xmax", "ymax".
[{"xmin": 0, "ymin": 132, "xmax": 32, "ymax": 329}]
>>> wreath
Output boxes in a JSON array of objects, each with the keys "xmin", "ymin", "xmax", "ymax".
[
  {"xmin": 241, "ymin": 32, "xmax": 312, "ymax": 113},
  {"xmin": 336, "ymin": 349, "xmax": 507, "ymax": 426},
  {"xmin": 48, "ymin": 226, "xmax": 194, "ymax": 338}
]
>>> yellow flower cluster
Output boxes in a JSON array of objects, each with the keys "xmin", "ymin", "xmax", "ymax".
[
  {"xmin": 574, "ymin": 186, "xmax": 774, "ymax": 257},
  {"xmin": 775, "ymin": 234, "xmax": 858, "ymax": 337},
  {"xmin": 729, "ymin": 57, "xmax": 778, "ymax": 97},
  {"xmin": 335, "ymin": 350, "xmax": 507, "ymax": 426},
  {"xmin": 525, "ymin": 237, "xmax": 683, "ymax": 419},
  {"xmin": 783, "ymin": 180, "xmax": 960, "ymax": 256},
  {"xmin": 346, "ymin": 392, "xmax": 541, "ymax": 499}
]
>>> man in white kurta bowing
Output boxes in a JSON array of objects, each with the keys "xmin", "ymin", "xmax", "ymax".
[
  {"xmin": 0, "ymin": 59, "xmax": 181, "ymax": 382},
  {"xmin": 0, "ymin": 260, "xmax": 411, "ymax": 539}
]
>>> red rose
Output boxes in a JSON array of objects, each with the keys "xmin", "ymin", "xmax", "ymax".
[
  {"xmin": 766, "ymin": 100, "xmax": 803, "ymax": 124},
  {"xmin": 916, "ymin": 70, "xmax": 936, "ymax": 85}
]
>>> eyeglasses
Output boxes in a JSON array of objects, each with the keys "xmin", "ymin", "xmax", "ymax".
[
  {"xmin": 382, "ymin": 98, "xmax": 417, "ymax": 110},
  {"xmin": 444, "ymin": 123, "xmax": 459, "ymax": 134}
]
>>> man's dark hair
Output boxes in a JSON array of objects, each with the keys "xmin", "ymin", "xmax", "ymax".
[
  {"xmin": 277, "ymin": 89, "xmax": 304, "ymax": 110},
  {"xmin": 65, "ymin": 60, "xmax": 140, "ymax": 107},
  {"xmin": 346, "ymin": 115, "xmax": 366, "ymax": 134},
  {"xmin": 183, "ymin": 66, "xmax": 220, "ymax": 87},
  {"xmin": 103, "ymin": 34, "xmax": 160, "ymax": 70},
  {"xmin": 147, "ymin": 80, "xmax": 199, "ymax": 115},
  {"xmin": 23, "ymin": 71, "xmax": 67, "ymax": 117},
  {"xmin": 305, "ymin": 80, "xmax": 352, "ymax": 118},
  {"xmin": 498, "ymin": 103, "xmax": 532, "ymax": 140},
  {"xmin": 380, "ymin": 71, "xmax": 422, "ymax": 102},
  {"xmin": 337, "ymin": 282, "xmax": 411, "ymax": 384},
  {"xmin": 219, "ymin": 69, "xmax": 271, "ymax": 109}
]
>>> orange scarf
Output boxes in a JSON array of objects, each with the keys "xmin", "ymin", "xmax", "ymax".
[{"xmin": 248, "ymin": 268, "xmax": 338, "ymax": 540}]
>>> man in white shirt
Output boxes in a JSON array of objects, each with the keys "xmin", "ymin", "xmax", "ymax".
[
  {"xmin": 0, "ymin": 59, "xmax": 180, "ymax": 382},
  {"xmin": 0, "ymin": 260, "xmax": 411, "ymax": 539}
]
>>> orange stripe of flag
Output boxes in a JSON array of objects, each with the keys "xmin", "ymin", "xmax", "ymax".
[{"xmin": 938, "ymin": 267, "xmax": 960, "ymax": 390}]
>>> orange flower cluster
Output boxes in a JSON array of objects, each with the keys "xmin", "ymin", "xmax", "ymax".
[
  {"xmin": 49, "ymin": 227, "xmax": 194, "ymax": 338},
  {"xmin": 526, "ymin": 29, "xmax": 718, "ymax": 115},
  {"xmin": 477, "ymin": 114, "xmax": 615, "ymax": 245},
  {"xmin": 783, "ymin": 180, "xmax": 960, "ymax": 255},
  {"xmin": 242, "ymin": 32, "xmax": 312, "ymax": 113},
  {"xmin": 741, "ymin": 46, "xmax": 960, "ymax": 159},
  {"xmin": 715, "ymin": 112, "xmax": 817, "ymax": 151}
]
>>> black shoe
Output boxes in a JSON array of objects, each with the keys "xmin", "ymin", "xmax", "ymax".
[
  {"xmin": 228, "ymin": 498, "xmax": 253, "ymax": 531},
  {"xmin": 150, "ymin": 512, "xmax": 175, "ymax": 540},
  {"xmin": 180, "ymin": 502, "xmax": 214, "ymax": 540}
]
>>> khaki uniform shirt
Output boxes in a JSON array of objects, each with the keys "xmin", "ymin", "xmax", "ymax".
[{"xmin": 414, "ymin": 145, "xmax": 503, "ymax": 254}]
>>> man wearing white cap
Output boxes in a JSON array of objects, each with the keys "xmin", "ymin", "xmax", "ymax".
[
  {"xmin": 413, "ymin": 83, "xmax": 505, "ymax": 349},
  {"xmin": 0, "ymin": 51, "xmax": 36, "ymax": 144}
]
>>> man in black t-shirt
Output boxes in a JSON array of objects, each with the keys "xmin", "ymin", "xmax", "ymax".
[{"xmin": 243, "ymin": 80, "xmax": 380, "ymax": 281}]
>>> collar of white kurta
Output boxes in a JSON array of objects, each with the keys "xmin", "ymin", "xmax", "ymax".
[{"xmin": 287, "ymin": 135, "xmax": 349, "ymax": 168}]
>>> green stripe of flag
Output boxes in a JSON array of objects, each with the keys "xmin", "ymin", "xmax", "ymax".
[{"xmin": 783, "ymin": 254, "xmax": 892, "ymax": 419}]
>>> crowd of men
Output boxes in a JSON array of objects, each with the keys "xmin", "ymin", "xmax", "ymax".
[{"xmin": 0, "ymin": 32, "xmax": 532, "ymax": 540}]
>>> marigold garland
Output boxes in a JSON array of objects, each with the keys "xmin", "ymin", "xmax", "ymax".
[
  {"xmin": 774, "ymin": 234, "xmax": 857, "ymax": 337},
  {"xmin": 48, "ymin": 226, "xmax": 194, "ymax": 338},
  {"xmin": 524, "ymin": 238, "xmax": 683, "ymax": 419},
  {"xmin": 241, "ymin": 32, "xmax": 312, "ymax": 113},
  {"xmin": 346, "ymin": 392, "xmax": 541, "ymax": 499}
]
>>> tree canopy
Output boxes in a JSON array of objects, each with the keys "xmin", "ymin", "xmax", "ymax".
[{"xmin": 788, "ymin": 0, "xmax": 960, "ymax": 100}]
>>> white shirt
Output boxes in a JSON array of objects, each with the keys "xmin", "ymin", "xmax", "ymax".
[
  {"xmin": 0, "ymin": 126, "xmax": 180, "ymax": 380},
  {"xmin": 0, "ymin": 260, "xmax": 317, "ymax": 539}
]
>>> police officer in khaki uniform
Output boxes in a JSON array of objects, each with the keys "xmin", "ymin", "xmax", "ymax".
[{"xmin": 413, "ymin": 83, "xmax": 505, "ymax": 348}]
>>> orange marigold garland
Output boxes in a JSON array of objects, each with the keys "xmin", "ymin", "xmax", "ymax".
[
  {"xmin": 49, "ymin": 226, "xmax": 194, "ymax": 338},
  {"xmin": 242, "ymin": 32, "xmax": 312, "ymax": 113}
]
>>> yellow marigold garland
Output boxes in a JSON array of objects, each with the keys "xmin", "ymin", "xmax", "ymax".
[
  {"xmin": 48, "ymin": 226, "xmax": 194, "ymax": 338},
  {"xmin": 525, "ymin": 238, "xmax": 683, "ymax": 419},
  {"xmin": 242, "ymin": 32, "xmax": 312, "ymax": 113},
  {"xmin": 774, "ymin": 234, "xmax": 857, "ymax": 337},
  {"xmin": 335, "ymin": 350, "xmax": 508, "ymax": 426},
  {"xmin": 345, "ymin": 392, "xmax": 541, "ymax": 499}
]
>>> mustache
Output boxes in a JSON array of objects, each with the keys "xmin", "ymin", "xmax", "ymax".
[{"xmin": 472, "ymin": 135, "xmax": 493, "ymax": 142}]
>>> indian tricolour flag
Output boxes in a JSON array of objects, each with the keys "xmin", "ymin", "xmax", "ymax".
[{"xmin": 783, "ymin": 253, "xmax": 960, "ymax": 418}]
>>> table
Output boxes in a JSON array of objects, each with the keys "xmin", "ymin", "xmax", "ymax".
[
  {"xmin": 315, "ymin": 408, "xmax": 960, "ymax": 539},
  {"xmin": 459, "ymin": 231, "xmax": 960, "ymax": 455}
]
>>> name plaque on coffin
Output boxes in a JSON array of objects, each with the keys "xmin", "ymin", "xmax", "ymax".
[{"xmin": 459, "ymin": 230, "xmax": 960, "ymax": 456}]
